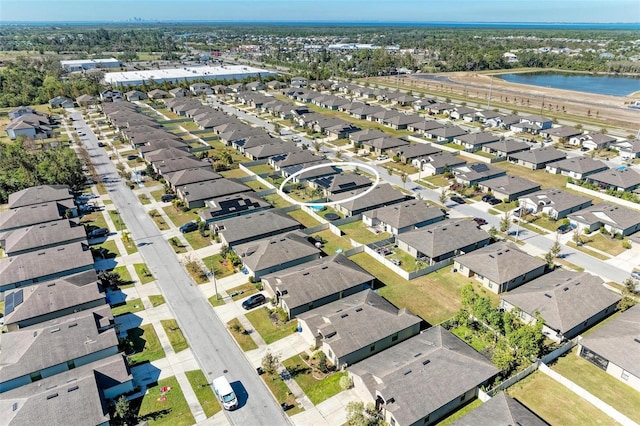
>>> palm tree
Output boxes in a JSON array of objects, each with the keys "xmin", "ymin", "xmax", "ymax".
[{"xmin": 400, "ymin": 173, "xmax": 408, "ymax": 189}]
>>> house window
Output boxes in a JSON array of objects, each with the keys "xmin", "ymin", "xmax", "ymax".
[
  {"xmin": 390, "ymin": 418, "xmax": 396, "ymax": 426},
  {"xmin": 391, "ymin": 333, "xmax": 399, "ymax": 342},
  {"xmin": 67, "ymin": 360, "xmax": 75, "ymax": 370},
  {"xmin": 488, "ymin": 282, "xmax": 493, "ymax": 289},
  {"xmin": 370, "ymin": 344, "xmax": 376, "ymax": 352},
  {"xmin": 30, "ymin": 372, "xmax": 42, "ymax": 383},
  {"xmin": 423, "ymin": 414, "xmax": 430, "ymax": 424},
  {"xmin": 327, "ymin": 349, "xmax": 332, "ymax": 358},
  {"xmin": 621, "ymin": 370, "xmax": 630, "ymax": 381},
  {"xmin": 460, "ymin": 393, "xmax": 466, "ymax": 402}
]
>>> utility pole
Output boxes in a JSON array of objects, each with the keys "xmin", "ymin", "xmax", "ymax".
[
  {"xmin": 211, "ymin": 258, "xmax": 219, "ymax": 300},
  {"xmin": 487, "ymin": 76, "xmax": 493, "ymax": 109}
]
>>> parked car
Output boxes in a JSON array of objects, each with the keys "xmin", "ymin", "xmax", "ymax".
[
  {"xmin": 376, "ymin": 155, "xmax": 388, "ymax": 161},
  {"xmin": 161, "ymin": 193, "xmax": 177, "ymax": 202},
  {"xmin": 242, "ymin": 293, "xmax": 266, "ymax": 310},
  {"xmin": 630, "ymin": 271, "xmax": 640, "ymax": 280},
  {"xmin": 126, "ymin": 154, "xmax": 139, "ymax": 161},
  {"xmin": 88, "ymin": 228, "xmax": 109, "ymax": 238},
  {"xmin": 556, "ymin": 225, "xmax": 571, "ymax": 234},
  {"xmin": 179, "ymin": 221, "xmax": 198, "ymax": 233},
  {"xmin": 488, "ymin": 198, "xmax": 502, "ymax": 205},
  {"xmin": 97, "ymin": 142, "xmax": 105, "ymax": 147},
  {"xmin": 450, "ymin": 196, "xmax": 466, "ymax": 204},
  {"xmin": 473, "ymin": 217, "xmax": 488, "ymax": 226},
  {"xmin": 481, "ymin": 194, "xmax": 494, "ymax": 202}
]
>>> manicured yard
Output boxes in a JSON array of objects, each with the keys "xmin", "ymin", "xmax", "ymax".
[
  {"xmin": 226, "ymin": 318, "xmax": 259, "ymax": 351},
  {"xmin": 421, "ymin": 174, "xmax": 450, "ymax": 187},
  {"xmin": 262, "ymin": 193, "xmax": 293, "ymax": 208},
  {"xmin": 208, "ymin": 294, "xmax": 226, "ymax": 307},
  {"xmin": 551, "ymin": 349, "xmax": 640, "ymax": 423},
  {"xmin": 566, "ymin": 241, "xmax": 611, "ymax": 260},
  {"xmin": 149, "ymin": 209, "xmax": 170, "ymax": 230},
  {"xmin": 114, "ymin": 265, "xmax": 134, "ymax": 285},
  {"xmin": 80, "ymin": 210, "xmax": 108, "ymax": 230},
  {"xmin": 138, "ymin": 193, "xmax": 152, "ymax": 205},
  {"xmin": 161, "ymin": 319, "xmax": 189, "ymax": 353},
  {"xmin": 581, "ymin": 233, "xmax": 628, "ymax": 256},
  {"xmin": 150, "ymin": 189, "xmax": 166, "ymax": 202},
  {"xmin": 339, "ymin": 220, "xmax": 391, "ymax": 244},
  {"xmin": 287, "ymin": 209, "xmax": 322, "ymax": 228},
  {"xmin": 132, "ymin": 376, "xmax": 195, "ymax": 426},
  {"xmin": 183, "ymin": 230, "xmax": 211, "ymax": 250},
  {"xmin": 219, "ymin": 168, "xmax": 250, "ymax": 179},
  {"xmin": 387, "ymin": 161, "xmax": 418, "ymax": 176},
  {"xmin": 506, "ymin": 372, "xmax": 616, "ymax": 426},
  {"xmin": 494, "ymin": 162, "xmax": 568, "ymax": 190},
  {"xmin": 149, "ymin": 295, "xmax": 166, "ymax": 307},
  {"xmin": 185, "ymin": 370, "xmax": 222, "ymax": 418},
  {"xmin": 92, "ymin": 239, "xmax": 120, "ymax": 259},
  {"xmin": 349, "ymin": 253, "xmax": 498, "ymax": 325},
  {"xmin": 162, "ymin": 205, "xmax": 200, "ymax": 227},
  {"xmin": 202, "ymin": 254, "xmax": 237, "ymax": 279},
  {"xmin": 134, "ymin": 263, "xmax": 155, "ymax": 284},
  {"xmin": 247, "ymin": 163, "xmax": 275, "ymax": 175},
  {"xmin": 111, "ymin": 298, "xmax": 145, "ymax": 316},
  {"xmin": 245, "ymin": 307, "xmax": 298, "ymax": 344},
  {"xmin": 168, "ymin": 237, "xmax": 188, "ymax": 254},
  {"xmin": 243, "ymin": 179, "xmax": 270, "ymax": 191},
  {"xmin": 434, "ymin": 399, "xmax": 483, "ymax": 426},
  {"xmin": 312, "ymin": 229, "xmax": 352, "ymax": 256},
  {"xmin": 282, "ymin": 354, "xmax": 348, "ymax": 405},
  {"xmin": 227, "ymin": 282, "xmax": 260, "ymax": 301},
  {"xmin": 126, "ymin": 324, "xmax": 166, "ymax": 365},
  {"xmin": 260, "ymin": 373, "xmax": 304, "ymax": 416}
]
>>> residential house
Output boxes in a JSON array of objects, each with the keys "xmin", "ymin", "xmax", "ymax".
[
  {"xmin": 363, "ymin": 201, "xmax": 446, "ymax": 235},
  {"xmin": 0, "ymin": 242, "xmax": 95, "ymax": 294},
  {"xmin": 478, "ymin": 175, "xmax": 541, "ymax": 202},
  {"xmin": 144, "ymin": 147, "xmax": 197, "ymax": 163},
  {"xmin": 291, "ymin": 76, "xmax": 308, "ymax": 88},
  {"xmin": 397, "ymin": 219, "xmax": 490, "ymax": 265},
  {"xmin": 541, "ymin": 126, "xmax": 583, "ymax": 143},
  {"xmin": 425, "ymin": 126, "xmax": 467, "ymax": 143},
  {"xmin": 393, "ymin": 95, "xmax": 419, "ymax": 107},
  {"xmin": 138, "ymin": 139, "xmax": 189, "ymax": 155},
  {"xmin": 545, "ymin": 157, "xmax": 608, "ymax": 179},
  {"xmin": 298, "ymin": 290, "xmax": 422, "ymax": 369},
  {"xmin": 388, "ymin": 143, "xmax": 441, "ymax": 165},
  {"xmin": 568, "ymin": 203, "xmax": 640, "ymax": 237},
  {"xmin": 371, "ymin": 109, "xmax": 401, "ymax": 124},
  {"xmin": 384, "ymin": 114, "xmax": 423, "ymax": 130},
  {"xmin": 270, "ymin": 151, "xmax": 325, "ymax": 172},
  {"xmin": 613, "ymin": 139, "xmax": 640, "ymax": 161},
  {"xmin": 577, "ymin": 304, "xmax": 640, "ymax": 392},
  {"xmin": 585, "ymin": 168, "xmax": 640, "ymax": 192},
  {"xmin": 213, "ymin": 209, "xmax": 302, "ymax": 247},
  {"xmin": 325, "ymin": 122, "xmax": 361, "ymax": 140},
  {"xmin": 349, "ymin": 128, "xmax": 388, "ymax": 145},
  {"xmin": 449, "ymin": 106, "xmax": 477, "ymax": 122},
  {"xmin": 454, "ymin": 241, "xmax": 547, "ymax": 294},
  {"xmin": 189, "ymin": 83, "xmax": 212, "ymax": 95},
  {"xmin": 426, "ymin": 102, "xmax": 455, "ymax": 115},
  {"xmin": 176, "ymin": 178, "xmax": 252, "ymax": 209},
  {"xmin": 0, "ymin": 219, "xmax": 87, "ymax": 257},
  {"xmin": 501, "ymin": 270, "xmax": 621, "ymax": 342},
  {"xmin": 0, "ymin": 354, "xmax": 133, "ymax": 426},
  {"xmin": 349, "ymin": 326, "xmax": 498, "ymax": 426},
  {"xmin": 0, "ymin": 204, "xmax": 68, "ymax": 233},
  {"xmin": 169, "ymin": 87, "xmax": 189, "ymax": 98},
  {"xmin": 262, "ymin": 254, "xmax": 375, "ymax": 319},
  {"xmin": 146, "ymin": 89, "xmax": 169, "ymax": 99},
  {"xmin": 266, "ymin": 80, "xmax": 286, "ymax": 90},
  {"xmin": 8, "ymin": 185, "xmax": 75, "ymax": 211},
  {"xmin": 510, "ymin": 122, "xmax": 541, "ymax": 135},
  {"xmin": 418, "ymin": 152, "xmax": 467, "ymax": 176},
  {"xmin": 152, "ymin": 156, "xmax": 211, "ymax": 177},
  {"xmin": 3, "ymin": 270, "xmax": 103, "ymax": 331},
  {"xmin": 234, "ymin": 230, "xmax": 322, "ymax": 280},
  {"xmin": 453, "ymin": 163, "xmax": 506, "ymax": 186},
  {"xmin": 198, "ymin": 192, "xmax": 272, "ymax": 225},
  {"xmin": 508, "ymin": 147, "xmax": 566, "ymax": 170},
  {"xmin": 406, "ymin": 120, "xmax": 443, "ymax": 134},
  {"xmin": 164, "ymin": 167, "xmax": 221, "ymax": 190},
  {"xmin": 520, "ymin": 115, "xmax": 553, "ymax": 130},
  {"xmin": 329, "ymin": 183, "xmax": 408, "ymax": 217},
  {"xmin": 451, "ymin": 392, "xmax": 549, "ymax": 426},
  {"xmin": 5, "ymin": 113, "xmax": 53, "ymax": 141},
  {"xmin": 570, "ymin": 133, "xmax": 616, "ymax": 150},
  {"xmin": 481, "ymin": 139, "xmax": 530, "ymax": 158},
  {"xmin": 310, "ymin": 173, "xmax": 373, "ymax": 197},
  {"xmin": 7, "ymin": 106, "xmax": 34, "ymax": 120},
  {"xmin": 75, "ymin": 94, "xmax": 98, "ymax": 106},
  {"xmin": 48, "ymin": 96, "xmax": 74, "ymax": 109},
  {"xmin": 228, "ymin": 83, "xmax": 244, "ymax": 93},
  {"xmin": 244, "ymin": 141, "xmax": 300, "ymax": 160},
  {"xmin": 361, "ymin": 137, "xmax": 410, "ymax": 155},
  {"xmin": 475, "ymin": 110, "xmax": 503, "ymax": 123},
  {"xmin": 0, "ymin": 305, "xmax": 118, "ymax": 393},
  {"xmin": 350, "ymin": 105, "xmax": 385, "ymax": 120},
  {"xmin": 518, "ymin": 189, "xmax": 592, "ymax": 220},
  {"xmin": 124, "ymin": 90, "xmax": 147, "ymax": 101},
  {"xmin": 99, "ymin": 90, "xmax": 123, "ymax": 102},
  {"xmin": 452, "ymin": 132, "xmax": 500, "ymax": 152}
]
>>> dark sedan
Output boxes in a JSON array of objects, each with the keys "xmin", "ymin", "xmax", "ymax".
[{"xmin": 450, "ymin": 196, "xmax": 466, "ymax": 204}]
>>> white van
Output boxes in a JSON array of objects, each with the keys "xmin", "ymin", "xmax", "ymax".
[{"xmin": 212, "ymin": 376, "xmax": 238, "ymax": 410}]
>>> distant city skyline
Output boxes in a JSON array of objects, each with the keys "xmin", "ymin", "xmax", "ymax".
[{"xmin": 1, "ymin": 0, "xmax": 639, "ymax": 23}]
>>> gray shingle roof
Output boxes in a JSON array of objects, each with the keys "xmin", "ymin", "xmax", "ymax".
[
  {"xmin": 389, "ymin": 143, "xmax": 441, "ymax": 160},
  {"xmin": 546, "ymin": 157, "xmax": 608, "ymax": 174},
  {"xmin": 153, "ymin": 156, "xmax": 211, "ymax": 174},
  {"xmin": 245, "ymin": 141, "xmax": 300, "ymax": 159},
  {"xmin": 198, "ymin": 193, "xmax": 271, "ymax": 222},
  {"xmin": 481, "ymin": 175, "xmax": 541, "ymax": 196},
  {"xmin": 263, "ymin": 254, "xmax": 374, "ymax": 310},
  {"xmin": 8, "ymin": 185, "xmax": 73, "ymax": 209},
  {"xmin": 0, "ymin": 204, "xmax": 65, "ymax": 232},
  {"xmin": 518, "ymin": 189, "xmax": 592, "ymax": 215},
  {"xmin": 313, "ymin": 173, "xmax": 373, "ymax": 193},
  {"xmin": 178, "ymin": 179, "xmax": 251, "ymax": 203},
  {"xmin": 429, "ymin": 125, "xmax": 467, "ymax": 138},
  {"xmin": 349, "ymin": 326, "xmax": 498, "ymax": 426},
  {"xmin": 166, "ymin": 167, "xmax": 222, "ymax": 187},
  {"xmin": 329, "ymin": 183, "xmax": 407, "ymax": 214},
  {"xmin": 0, "ymin": 220, "xmax": 87, "ymax": 255},
  {"xmin": 362, "ymin": 137, "xmax": 410, "ymax": 151},
  {"xmin": 215, "ymin": 209, "xmax": 302, "ymax": 246},
  {"xmin": 397, "ymin": 218, "xmax": 490, "ymax": 259},
  {"xmin": 451, "ymin": 392, "xmax": 549, "ymax": 426},
  {"xmin": 423, "ymin": 152, "xmax": 466, "ymax": 169},
  {"xmin": 364, "ymin": 201, "xmax": 445, "ymax": 230},
  {"xmin": 297, "ymin": 290, "xmax": 421, "ymax": 360},
  {"xmin": 483, "ymin": 139, "xmax": 530, "ymax": 154},
  {"xmin": 502, "ymin": 270, "xmax": 621, "ymax": 336},
  {"xmin": 578, "ymin": 304, "xmax": 640, "ymax": 379},
  {"xmin": 455, "ymin": 241, "xmax": 546, "ymax": 285},
  {"xmin": 453, "ymin": 162, "xmax": 506, "ymax": 183},
  {"xmin": 454, "ymin": 131, "xmax": 500, "ymax": 146},
  {"xmin": 509, "ymin": 147, "xmax": 566, "ymax": 165},
  {"xmin": 349, "ymin": 128, "xmax": 388, "ymax": 142},
  {"xmin": 567, "ymin": 203, "xmax": 640, "ymax": 231},
  {"xmin": 587, "ymin": 168, "xmax": 640, "ymax": 189},
  {"xmin": 234, "ymin": 230, "xmax": 321, "ymax": 273}
]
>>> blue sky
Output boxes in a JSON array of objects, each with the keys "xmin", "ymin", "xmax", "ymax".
[{"xmin": 1, "ymin": 0, "xmax": 639, "ymax": 23}]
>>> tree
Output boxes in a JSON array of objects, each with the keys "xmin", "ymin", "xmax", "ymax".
[
  {"xmin": 499, "ymin": 211, "xmax": 511, "ymax": 234},
  {"xmin": 572, "ymin": 229, "xmax": 583, "ymax": 246},
  {"xmin": 400, "ymin": 173, "xmax": 408, "ymax": 189},
  {"xmin": 488, "ymin": 226, "xmax": 498, "ymax": 240},
  {"xmin": 439, "ymin": 188, "xmax": 448, "ymax": 205},
  {"xmin": 345, "ymin": 401, "xmax": 386, "ymax": 426},
  {"xmin": 97, "ymin": 270, "xmax": 121, "ymax": 288},
  {"xmin": 550, "ymin": 236, "xmax": 562, "ymax": 258},
  {"xmin": 316, "ymin": 351, "xmax": 328, "ymax": 373},
  {"xmin": 114, "ymin": 395, "xmax": 132, "ymax": 423},
  {"xmin": 312, "ymin": 140, "xmax": 322, "ymax": 153},
  {"xmin": 492, "ymin": 339, "xmax": 515, "ymax": 372},
  {"xmin": 544, "ymin": 251, "xmax": 555, "ymax": 268},
  {"xmin": 261, "ymin": 351, "xmax": 281, "ymax": 375}
]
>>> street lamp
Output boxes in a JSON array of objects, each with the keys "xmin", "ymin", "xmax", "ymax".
[{"xmin": 211, "ymin": 258, "xmax": 219, "ymax": 300}]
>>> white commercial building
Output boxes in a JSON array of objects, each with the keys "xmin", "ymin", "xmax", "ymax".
[
  {"xmin": 103, "ymin": 65, "xmax": 276, "ymax": 87},
  {"xmin": 61, "ymin": 58, "xmax": 121, "ymax": 72}
]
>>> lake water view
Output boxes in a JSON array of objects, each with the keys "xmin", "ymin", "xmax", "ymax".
[{"xmin": 497, "ymin": 72, "xmax": 640, "ymax": 97}]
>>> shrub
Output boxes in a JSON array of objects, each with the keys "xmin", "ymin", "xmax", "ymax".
[
  {"xmin": 254, "ymin": 283, "xmax": 263, "ymax": 291},
  {"xmin": 622, "ymin": 239, "xmax": 632, "ymax": 249},
  {"xmin": 248, "ymin": 275, "xmax": 255, "ymax": 283},
  {"xmin": 300, "ymin": 353, "xmax": 310, "ymax": 361},
  {"xmin": 340, "ymin": 375, "xmax": 354, "ymax": 390},
  {"xmin": 316, "ymin": 351, "xmax": 328, "ymax": 373}
]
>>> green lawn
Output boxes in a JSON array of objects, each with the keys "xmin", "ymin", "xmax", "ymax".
[
  {"xmin": 581, "ymin": 233, "xmax": 627, "ymax": 257},
  {"xmin": 150, "ymin": 189, "xmax": 166, "ymax": 203},
  {"xmin": 434, "ymin": 399, "xmax": 483, "ymax": 426},
  {"xmin": 262, "ymin": 193, "xmax": 293, "ymax": 208},
  {"xmin": 168, "ymin": 237, "xmax": 188, "ymax": 254},
  {"xmin": 126, "ymin": 324, "xmax": 166, "ymax": 365},
  {"xmin": 202, "ymin": 254, "xmax": 237, "ymax": 279},
  {"xmin": 287, "ymin": 209, "xmax": 322, "ymax": 228},
  {"xmin": 161, "ymin": 319, "xmax": 189, "ymax": 353},
  {"xmin": 149, "ymin": 209, "xmax": 170, "ymax": 230},
  {"xmin": 183, "ymin": 230, "xmax": 211, "ymax": 250},
  {"xmin": 185, "ymin": 370, "xmax": 222, "ymax": 418},
  {"xmin": 111, "ymin": 298, "xmax": 145, "ymax": 316},
  {"xmin": 506, "ymin": 372, "xmax": 617, "ymax": 426},
  {"xmin": 162, "ymin": 205, "xmax": 200, "ymax": 227},
  {"xmin": 259, "ymin": 373, "xmax": 304, "ymax": 416},
  {"xmin": 226, "ymin": 318, "xmax": 259, "ymax": 351},
  {"xmin": 138, "ymin": 193, "xmax": 152, "ymax": 205},
  {"xmin": 245, "ymin": 307, "xmax": 298, "ymax": 344},
  {"xmin": 339, "ymin": 221, "xmax": 391, "ymax": 244},
  {"xmin": 282, "ymin": 354, "xmax": 347, "ymax": 405},
  {"xmin": 132, "ymin": 376, "xmax": 195, "ymax": 426},
  {"xmin": 243, "ymin": 179, "xmax": 270, "ymax": 191},
  {"xmin": 149, "ymin": 295, "xmax": 166, "ymax": 307},
  {"xmin": 219, "ymin": 168, "xmax": 250, "ymax": 179},
  {"xmin": 349, "ymin": 253, "xmax": 498, "ymax": 325},
  {"xmin": 134, "ymin": 263, "xmax": 155, "ymax": 284},
  {"xmin": 566, "ymin": 241, "xmax": 611, "ymax": 260},
  {"xmin": 421, "ymin": 174, "xmax": 450, "ymax": 187},
  {"xmin": 114, "ymin": 265, "xmax": 134, "ymax": 285},
  {"xmin": 450, "ymin": 325, "xmax": 495, "ymax": 352},
  {"xmin": 551, "ymin": 349, "xmax": 640, "ymax": 423},
  {"xmin": 227, "ymin": 282, "xmax": 259, "ymax": 301},
  {"xmin": 494, "ymin": 162, "xmax": 568, "ymax": 190},
  {"xmin": 208, "ymin": 294, "xmax": 226, "ymax": 307},
  {"xmin": 247, "ymin": 164, "xmax": 275, "ymax": 175},
  {"xmin": 80, "ymin": 210, "xmax": 108, "ymax": 230},
  {"xmin": 313, "ymin": 229, "xmax": 352, "ymax": 256}
]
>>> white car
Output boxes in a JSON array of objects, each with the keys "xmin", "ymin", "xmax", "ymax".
[{"xmin": 376, "ymin": 155, "xmax": 388, "ymax": 161}]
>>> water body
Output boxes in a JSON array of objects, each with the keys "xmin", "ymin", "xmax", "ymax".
[{"xmin": 497, "ymin": 72, "xmax": 640, "ymax": 97}]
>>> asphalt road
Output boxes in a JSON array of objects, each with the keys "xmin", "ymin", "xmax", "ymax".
[{"xmin": 72, "ymin": 110, "xmax": 291, "ymax": 426}]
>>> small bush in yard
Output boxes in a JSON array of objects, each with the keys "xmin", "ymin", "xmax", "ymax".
[{"xmin": 340, "ymin": 375, "xmax": 354, "ymax": 390}]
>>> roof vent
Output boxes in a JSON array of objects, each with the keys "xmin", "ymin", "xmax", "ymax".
[
  {"xmin": 12, "ymin": 402, "xmax": 17, "ymax": 411},
  {"xmin": 341, "ymin": 313, "xmax": 348, "ymax": 318},
  {"xmin": 67, "ymin": 386, "xmax": 79, "ymax": 392},
  {"xmin": 68, "ymin": 323, "xmax": 78, "ymax": 328},
  {"xmin": 50, "ymin": 327, "xmax": 61, "ymax": 333},
  {"xmin": 355, "ymin": 307, "xmax": 363, "ymax": 312},
  {"xmin": 544, "ymin": 293, "xmax": 552, "ymax": 298},
  {"xmin": 302, "ymin": 272, "xmax": 309, "ymax": 276},
  {"xmin": 563, "ymin": 287, "xmax": 569, "ymax": 291},
  {"xmin": 413, "ymin": 352, "xmax": 422, "ymax": 358},
  {"xmin": 422, "ymin": 359, "xmax": 431, "ymax": 366},
  {"xmin": 47, "ymin": 283, "xmax": 56, "ymax": 287},
  {"xmin": 46, "ymin": 393, "xmax": 59, "ymax": 400},
  {"xmin": 403, "ymin": 369, "xmax": 412, "ymax": 376}
]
